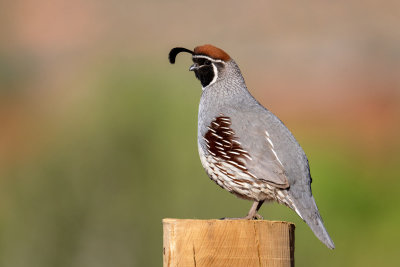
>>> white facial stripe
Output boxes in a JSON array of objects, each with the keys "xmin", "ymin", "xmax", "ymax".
[
  {"xmin": 210, "ymin": 63, "xmax": 218, "ymax": 84},
  {"xmin": 202, "ymin": 63, "xmax": 218, "ymax": 90},
  {"xmin": 192, "ymin": 55, "xmax": 226, "ymax": 64}
]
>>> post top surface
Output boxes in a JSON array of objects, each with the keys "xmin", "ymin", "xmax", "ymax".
[{"xmin": 162, "ymin": 218, "xmax": 295, "ymax": 227}]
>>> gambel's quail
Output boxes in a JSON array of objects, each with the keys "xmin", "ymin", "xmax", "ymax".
[{"xmin": 169, "ymin": 44, "xmax": 335, "ymax": 249}]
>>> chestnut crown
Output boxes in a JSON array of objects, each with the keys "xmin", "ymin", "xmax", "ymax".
[{"xmin": 169, "ymin": 44, "xmax": 231, "ymax": 88}]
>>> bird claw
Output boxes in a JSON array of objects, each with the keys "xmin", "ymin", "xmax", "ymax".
[
  {"xmin": 253, "ymin": 213, "xmax": 264, "ymax": 220},
  {"xmin": 243, "ymin": 213, "xmax": 263, "ymax": 220},
  {"xmin": 219, "ymin": 213, "xmax": 263, "ymax": 220}
]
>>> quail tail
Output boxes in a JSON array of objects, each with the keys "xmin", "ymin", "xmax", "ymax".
[{"xmin": 292, "ymin": 195, "xmax": 335, "ymax": 249}]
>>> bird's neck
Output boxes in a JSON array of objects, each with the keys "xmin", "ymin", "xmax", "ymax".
[{"xmin": 202, "ymin": 61, "xmax": 250, "ymax": 102}]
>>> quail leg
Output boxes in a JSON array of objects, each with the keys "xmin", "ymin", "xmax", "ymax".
[
  {"xmin": 245, "ymin": 201, "xmax": 264, "ymax": 219},
  {"xmin": 221, "ymin": 201, "xmax": 264, "ymax": 220}
]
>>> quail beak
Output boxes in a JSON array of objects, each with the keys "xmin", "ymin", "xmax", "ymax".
[{"xmin": 189, "ymin": 63, "xmax": 199, "ymax": 71}]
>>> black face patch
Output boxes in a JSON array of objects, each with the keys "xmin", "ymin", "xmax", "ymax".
[
  {"xmin": 194, "ymin": 66, "xmax": 214, "ymax": 87},
  {"xmin": 192, "ymin": 57, "xmax": 215, "ymax": 87}
]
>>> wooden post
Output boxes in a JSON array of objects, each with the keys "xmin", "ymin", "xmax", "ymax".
[{"xmin": 163, "ymin": 219, "xmax": 295, "ymax": 267}]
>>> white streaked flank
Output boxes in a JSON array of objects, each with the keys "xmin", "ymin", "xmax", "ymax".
[
  {"xmin": 271, "ymin": 149, "xmax": 284, "ymax": 166},
  {"xmin": 266, "ymin": 131, "xmax": 284, "ymax": 167},
  {"xmin": 219, "ymin": 117, "xmax": 230, "ymax": 122},
  {"xmin": 211, "ymin": 132, "xmax": 222, "ymax": 139},
  {"xmin": 232, "ymin": 140, "xmax": 241, "ymax": 145},
  {"xmin": 266, "ymin": 137, "xmax": 274, "ymax": 148},
  {"xmin": 242, "ymin": 153, "xmax": 252, "ymax": 161}
]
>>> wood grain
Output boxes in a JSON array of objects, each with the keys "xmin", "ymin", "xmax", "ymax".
[{"xmin": 163, "ymin": 219, "xmax": 295, "ymax": 267}]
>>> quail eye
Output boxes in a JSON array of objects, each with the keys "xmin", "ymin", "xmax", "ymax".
[{"xmin": 205, "ymin": 60, "xmax": 211, "ymax": 65}]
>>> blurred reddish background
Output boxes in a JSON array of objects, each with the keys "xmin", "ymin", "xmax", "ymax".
[
  {"xmin": 0, "ymin": 1, "xmax": 399, "ymax": 266},
  {"xmin": 2, "ymin": 0, "xmax": 399, "ymax": 167}
]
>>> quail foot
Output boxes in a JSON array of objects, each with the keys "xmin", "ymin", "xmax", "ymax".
[{"xmin": 169, "ymin": 44, "xmax": 335, "ymax": 249}]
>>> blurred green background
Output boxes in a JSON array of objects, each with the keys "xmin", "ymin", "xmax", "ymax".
[{"xmin": 1, "ymin": 0, "xmax": 400, "ymax": 266}]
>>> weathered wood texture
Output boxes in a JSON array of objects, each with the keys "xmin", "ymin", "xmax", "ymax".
[{"xmin": 163, "ymin": 219, "xmax": 295, "ymax": 267}]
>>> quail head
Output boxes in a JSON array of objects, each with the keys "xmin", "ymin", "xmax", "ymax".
[{"xmin": 168, "ymin": 44, "xmax": 335, "ymax": 249}]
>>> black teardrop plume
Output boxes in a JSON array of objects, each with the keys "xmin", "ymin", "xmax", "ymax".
[{"xmin": 169, "ymin": 47, "xmax": 193, "ymax": 64}]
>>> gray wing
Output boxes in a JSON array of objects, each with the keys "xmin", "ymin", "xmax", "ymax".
[{"xmin": 229, "ymin": 107, "xmax": 309, "ymax": 189}]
